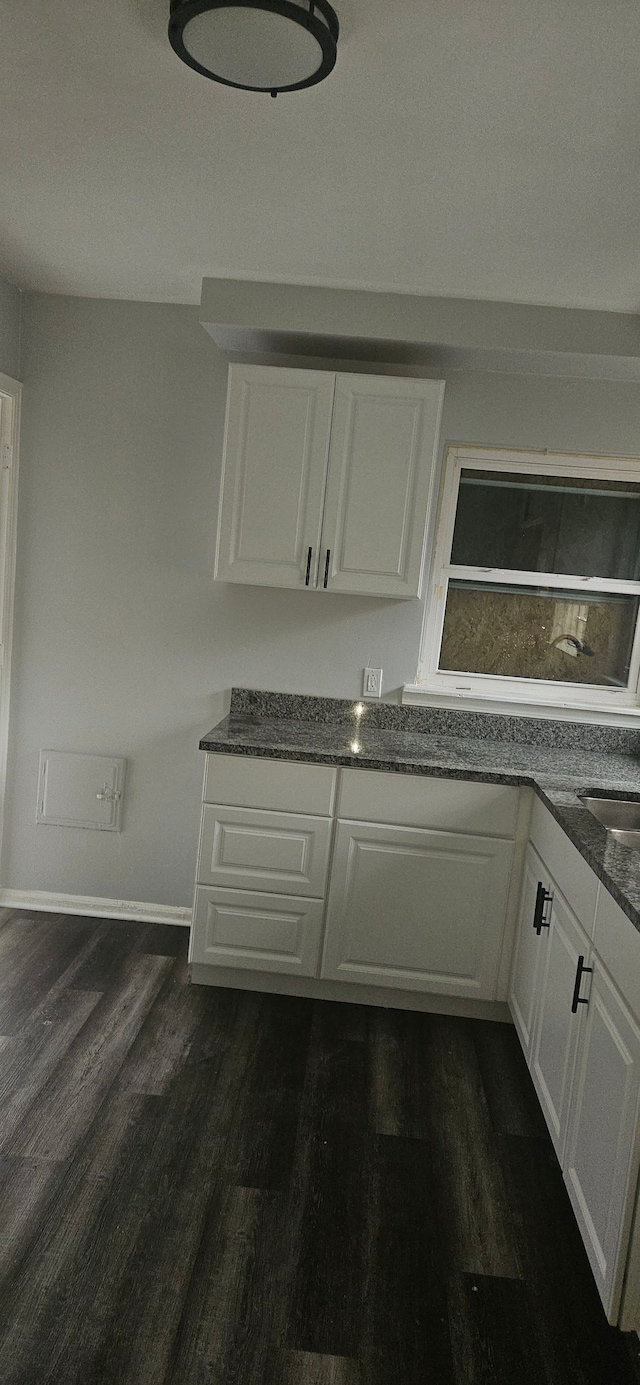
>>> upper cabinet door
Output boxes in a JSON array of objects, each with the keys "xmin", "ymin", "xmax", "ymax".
[
  {"xmin": 319, "ymin": 375, "xmax": 445, "ymax": 598},
  {"xmin": 215, "ymin": 365, "xmax": 334, "ymax": 589}
]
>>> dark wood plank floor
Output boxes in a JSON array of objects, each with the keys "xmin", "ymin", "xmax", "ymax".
[{"xmin": 1, "ymin": 909, "xmax": 640, "ymax": 1384}]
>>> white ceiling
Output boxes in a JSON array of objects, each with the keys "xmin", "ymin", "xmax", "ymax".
[{"xmin": 2, "ymin": 0, "xmax": 640, "ymax": 310}]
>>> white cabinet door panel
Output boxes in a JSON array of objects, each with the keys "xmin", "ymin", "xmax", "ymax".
[
  {"xmin": 564, "ymin": 959, "xmax": 640, "ymax": 1321},
  {"xmin": 321, "ymin": 819, "xmax": 513, "ymax": 997},
  {"xmin": 509, "ymin": 845, "xmax": 552, "ymax": 1059},
  {"xmin": 320, "ymin": 375, "xmax": 445, "ymax": 598},
  {"xmin": 593, "ymin": 884, "xmax": 640, "ymax": 1026},
  {"xmin": 198, "ymin": 804, "xmax": 332, "ymax": 897},
  {"xmin": 531, "ymin": 892, "xmax": 590, "ymax": 1161},
  {"xmin": 529, "ymin": 796, "xmax": 598, "ymax": 940},
  {"xmin": 215, "ymin": 364, "xmax": 334, "ymax": 588},
  {"xmin": 192, "ymin": 886, "xmax": 324, "ymax": 975}
]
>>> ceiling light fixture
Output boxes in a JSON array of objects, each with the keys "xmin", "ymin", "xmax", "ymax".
[{"xmin": 168, "ymin": 0, "xmax": 339, "ymax": 96}]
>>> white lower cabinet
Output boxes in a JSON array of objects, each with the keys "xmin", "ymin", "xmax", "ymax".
[
  {"xmin": 192, "ymin": 886, "xmax": 325, "ymax": 976},
  {"xmin": 320, "ymin": 819, "xmax": 513, "ymax": 998},
  {"xmin": 509, "ymin": 800, "xmax": 640, "ymax": 1328},
  {"xmin": 190, "ymin": 754, "xmax": 640, "ymax": 1330},
  {"xmin": 509, "ymin": 844, "xmax": 552, "ymax": 1058},
  {"xmin": 530, "ymin": 891, "xmax": 590, "ymax": 1162},
  {"xmin": 213, "ymin": 365, "xmax": 445, "ymax": 599},
  {"xmin": 192, "ymin": 757, "xmax": 518, "ymax": 1004},
  {"xmin": 563, "ymin": 958, "xmax": 640, "ymax": 1320}
]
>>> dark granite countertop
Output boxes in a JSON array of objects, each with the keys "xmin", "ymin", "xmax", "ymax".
[{"xmin": 200, "ymin": 690, "xmax": 640, "ymax": 936}]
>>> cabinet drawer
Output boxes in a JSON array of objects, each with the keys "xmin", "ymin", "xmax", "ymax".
[
  {"xmin": 338, "ymin": 769, "xmax": 519, "ymax": 837},
  {"xmin": 529, "ymin": 796, "xmax": 598, "ymax": 939},
  {"xmin": 203, "ymin": 753, "xmax": 336, "ymax": 816},
  {"xmin": 197, "ymin": 804, "xmax": 332, "ymax": 897},
  {"xmin": 192, "ymin": 886, "xmax": 324, "ymax": 976}
]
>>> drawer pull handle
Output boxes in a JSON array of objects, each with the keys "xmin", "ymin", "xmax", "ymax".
[
  {"xmin": 533, "ymin": 881, "xmax": 553, "ymax": 934},
  {"xmin": 571, "ymin": 954, "xmax": 593, "ymax": 1013},
  {"xmin": 305, "ymin": 546, "xmax": 313, "ymax": 586},
  {"xmin": 323, "ymin": 549, "xmax": 330, "ymax": 589}
]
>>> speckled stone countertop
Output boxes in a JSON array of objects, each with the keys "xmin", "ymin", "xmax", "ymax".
[{"xmin": 200, "ymin": 690, "xmax": 640, "ymax": 934}]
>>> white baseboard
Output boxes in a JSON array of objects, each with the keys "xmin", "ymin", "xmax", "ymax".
[{"xmin": 0, "ymin": 888, "xmax": 191, "ymax": 927}]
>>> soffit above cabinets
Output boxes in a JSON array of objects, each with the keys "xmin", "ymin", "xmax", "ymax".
[{"xmin": 200, "ymin": 279, "xmax": 640, "ymax": 382}]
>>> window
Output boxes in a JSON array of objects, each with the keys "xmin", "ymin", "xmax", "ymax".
[{"xmin": 416, "ymin": 447, "xmax": 640, "ymax": 711}]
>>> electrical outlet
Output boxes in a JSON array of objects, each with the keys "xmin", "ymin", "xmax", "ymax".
[{"xmin": 363, "ymin": 667, "xmax": 383, "ymax": 698}]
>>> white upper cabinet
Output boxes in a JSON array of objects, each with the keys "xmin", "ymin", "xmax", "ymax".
[
  {"xmin": 215, "ymin": 364, "xmax": 445, "ymax": 599},
  {"xmin": 320, "ymin": 374, "xmax": 445, "ymax": 597},
  {"xmin": 215, "ymin": 365, "xmax": 335, "ymax": 589}
]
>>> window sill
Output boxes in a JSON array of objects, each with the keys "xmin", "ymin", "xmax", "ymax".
[{"xmin": 402, "ymin": 685, "xmax": 640, "ymax": 727}]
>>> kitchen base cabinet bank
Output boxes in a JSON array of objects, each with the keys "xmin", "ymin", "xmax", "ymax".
[
  {"xmin": 190, "ymin": 754, "xmax": 523, "ymax": 1019},
  {"xmin": 509, "ymin": 795, "xmax": 640, "ymax": 1332}
]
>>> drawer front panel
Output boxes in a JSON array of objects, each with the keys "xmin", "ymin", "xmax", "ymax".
[
  {"xmin": 197, "ymin": 804, "xmax": 332, "ymax": 897},
  {"xmin": 530, "ymin": 795, "xmax": 598, "ymax": 939},
  {"xmin": 203, "ymin": 753, "xmax": 336, "ymax": 815},
  {"xmin": 191, "ymin": 887, "xmax": 324, "ymax": 975},
  {"xmin": 338, "ymin": 769, "xmax": 519, "ymax": 837}
]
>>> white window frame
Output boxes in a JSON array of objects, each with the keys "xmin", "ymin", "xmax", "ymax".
[
  {"xmin": 409, "ymin": 445, "xmax": 640, "ymax": 719},
  {"xmin": 0, "ymin": 374, "xmax": 21, "ymax": 874}
]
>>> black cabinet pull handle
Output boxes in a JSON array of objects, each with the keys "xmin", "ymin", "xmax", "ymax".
[
  {"xmin": 305, "ymin": 546, "xmax": 312, "ymax": 586},
  {"xmin": 323, "ymin": 549, "xmax": 330, "ymax": 589},
  {"xmin": 533, "ymin": 881, "xmax": 553, "ymax": 934},
  {"xmin": 571, "ymin": 954, "xmax": 593, "ymax": 1013}
]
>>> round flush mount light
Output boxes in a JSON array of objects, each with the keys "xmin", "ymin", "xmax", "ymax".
[{"xmin": 168, "ymin": 0, "xmax": 339, "ymax": 96}]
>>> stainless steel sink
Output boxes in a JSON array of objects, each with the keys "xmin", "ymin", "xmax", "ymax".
[
  {"xmin": 579, "ymin": 795, "xmax": 640, "ymax": 830},
  {"xmin": 579, "ymin": 794, "xmax": 640, "ymax": 847},
  {"xmin": 608, "ymin": 832, "xmax": 640, "ymax": 849}
]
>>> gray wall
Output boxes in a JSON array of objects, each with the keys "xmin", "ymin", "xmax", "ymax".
[
  {"xmin": 5, "ymin": 291, "xmax": 640, "ymax": 906},
  {"xmin": 0, "ymin": 274, "xmax": 21, "ymax": 379}
]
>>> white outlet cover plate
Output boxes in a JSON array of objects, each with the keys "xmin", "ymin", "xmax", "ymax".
[{"xmin": 363, "ymin": 667, "xmax": 383, "ymax": 698}]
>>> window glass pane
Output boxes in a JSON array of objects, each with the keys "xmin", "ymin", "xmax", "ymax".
[
  {"xmin": 450, "ymin": 470, "xmax": 640, "ymax": 579},
  {"xmin": 438, "ymin": 581, "xmax": 639, "ymax": 686}
]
